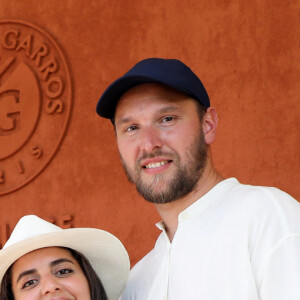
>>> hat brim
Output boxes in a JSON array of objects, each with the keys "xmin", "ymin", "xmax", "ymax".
[
  {"xmin": 96, "ymin": 75, "xmax": 199, "ymax": 119},
  {"xmin": 0, "ymin": 228, "xmax": 129, "ymax": 300}
]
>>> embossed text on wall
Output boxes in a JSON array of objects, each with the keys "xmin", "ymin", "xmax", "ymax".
[{"xmin": 0, "ymin": 20, "xmax": 72, "ymax": 195}]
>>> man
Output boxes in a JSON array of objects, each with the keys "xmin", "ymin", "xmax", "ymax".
[{"xmin": 96, "ymin": 58, "xmax": 300, "ymax": 300}]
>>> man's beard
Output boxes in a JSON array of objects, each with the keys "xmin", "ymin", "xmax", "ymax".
[{"xmin": 120, "ymin": 130, "xmax": 208, "ymax": 204}]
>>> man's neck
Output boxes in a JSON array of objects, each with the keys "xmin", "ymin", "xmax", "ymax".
[{"xmin": 155, "ymin": 160, "xmax": 224, "ymax": 242}]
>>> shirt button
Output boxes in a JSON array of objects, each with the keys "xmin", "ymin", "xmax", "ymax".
[{"xmin": 163, "ymin": 295, "xmax": 167, "ymax": 300}]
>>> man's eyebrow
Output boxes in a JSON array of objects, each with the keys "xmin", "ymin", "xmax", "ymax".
[
  {"xmin": 155, "ymin": 105, "xmax": 180, "ymax": 115},
  {"xmin": 116, "ymin": 117, "xmax": 132, "ymax": 127},
  {"xmin": 16, "ymin": 269, "xmax": 36, "ymax": 283},
  {"xmin": 49, "ymin": 258, "xmax": 74, "ymax": 268},
  {"xmin": 116, "ymin": 105, "xmax": 180, "ymax": 127}
]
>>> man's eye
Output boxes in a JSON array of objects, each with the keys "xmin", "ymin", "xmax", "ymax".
[
  {"xmin": 57, "ymin": 268, "xmax": 73, "ymax": 276},
  {"xmin": 125, "ymin": 125, "xmax": 138, "ymax": 132},
  {"xmin": 22, "ymin": 279, "xmax": 37, "ymax": 289},
  {"xmin": 161, "ymin": 116, "xmax": 174, "ymax": 122}
]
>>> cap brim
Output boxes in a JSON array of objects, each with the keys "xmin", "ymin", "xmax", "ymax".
[{"xmin": 0, "ymin": 228, "xmax": 129, "ymax": 300}]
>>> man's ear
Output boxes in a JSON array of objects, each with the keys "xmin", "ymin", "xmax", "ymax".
[{"xmin": 202, "ymin": 107, "xmax": 218, "ymax": 144}]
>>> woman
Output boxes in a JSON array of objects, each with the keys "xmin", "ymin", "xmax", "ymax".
[{"xmin": 0, "ymin": 215, "xmax": 130, "ymax": 300}]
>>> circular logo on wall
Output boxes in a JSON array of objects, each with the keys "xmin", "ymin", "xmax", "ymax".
[{"xmin": 0, "ymin": 20, "xmax": 72, "ymax": 195}]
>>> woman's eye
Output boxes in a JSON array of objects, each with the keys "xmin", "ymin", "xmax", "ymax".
[
  {"xmin": 22, "ymin": 279, "xmax": 37, "ymax": 289},
  {"xmin": 57, "ymin": 268, "xmax": 73, "ymax": 276}
]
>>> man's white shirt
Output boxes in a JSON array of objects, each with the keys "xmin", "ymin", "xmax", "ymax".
[{"xmin": 121, "ymin": 178, "xmax": 300, "ymax": 300}]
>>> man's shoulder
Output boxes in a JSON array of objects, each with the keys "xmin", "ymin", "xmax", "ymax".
[
  {"xmin": 224, "ymin": 178, "xmax": 298, "ymax": 207},
  {"xmin": 224, "ymin": 179, "xmax": 300, "ymax": 229}
]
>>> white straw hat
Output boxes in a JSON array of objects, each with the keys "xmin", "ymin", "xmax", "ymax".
[{"xmin": 0, "ymin": 215, "xmax": 130, "ymax": 300}]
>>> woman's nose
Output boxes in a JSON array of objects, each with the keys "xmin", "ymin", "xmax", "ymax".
[{"xmin": 41, "ymin": 276, "xmax": 61, "ymax": 295}]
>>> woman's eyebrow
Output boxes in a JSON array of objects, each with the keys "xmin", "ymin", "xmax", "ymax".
[
  {"xmin": 16, "ymin": 269, "xmax": 36, "ymax": 283},
  {"xmin": 49, "ymin": 258, "xmax": 74, "ymax": 267},
  {"xmin": 16, "ymin": 259, "xmax": 74, "ymax": 283}
]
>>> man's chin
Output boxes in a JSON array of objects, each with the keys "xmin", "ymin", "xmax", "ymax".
[
  {"xmin": 139, "ymin": 183, "xmax": 169, "ymax": 194},
  {"xmin": 138, "ymin": 174, "xmax": 170, "ymax": 190},
  {"xmin": 135, "ymin": 181, "xmax": 175, "ymax": 204}
]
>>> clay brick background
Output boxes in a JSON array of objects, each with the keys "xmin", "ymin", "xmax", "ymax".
[{"xmin": 0, "ymin": 0, "xmax": 299, "ymax": 267}]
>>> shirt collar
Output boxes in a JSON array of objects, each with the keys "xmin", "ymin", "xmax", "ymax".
[{"xmin": 156, "ymin": 177, "xmax": 238, "ymax": 230}]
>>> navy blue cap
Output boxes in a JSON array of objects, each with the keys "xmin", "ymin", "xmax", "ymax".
[{"xmin": 96, "ymin": 58, "xmax": 210, "ymax": 119}]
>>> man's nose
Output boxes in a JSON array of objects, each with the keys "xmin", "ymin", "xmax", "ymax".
[
  {"xmin": 41, "ymin": 276, "xmax": 61, "ymax": 295},
  {"xmin": 139, "ymin": 126, "xmax": 163, "ymax": 153}
]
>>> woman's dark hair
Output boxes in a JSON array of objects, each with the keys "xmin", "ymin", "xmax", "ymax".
[
  {"xmin": 0, "ymin": 266, "xmax": 13, "ymax": 300},
  {"xmin": 0, "ymin": 247, "xmax": 108, "ymax": 300}
]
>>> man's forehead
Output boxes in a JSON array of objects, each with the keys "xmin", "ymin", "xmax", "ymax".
[{"xmin": 114, "ymin": 84, "xmax": 198, "ymax": 127}]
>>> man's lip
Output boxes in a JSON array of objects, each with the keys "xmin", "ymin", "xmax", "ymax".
[{"xmin": 141, "ymin": 158, "xmax": 172, "ymax": 167}]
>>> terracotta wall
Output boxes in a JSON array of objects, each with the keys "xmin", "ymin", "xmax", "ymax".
[{"xmin": 0, "ymin": 1, "xmax": 299, "ymax": 266}]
